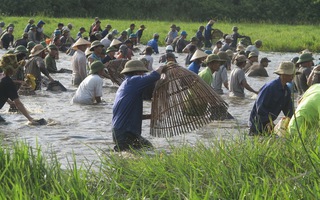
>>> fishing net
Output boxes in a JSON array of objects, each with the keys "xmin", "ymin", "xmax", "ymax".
[
  {"xmin": 150, "ymin": 63, "xmax": 229, "ymax": 137},
  {"xmin": 211, "ymin": 29, "xmax": 223, "ymax": 39},
  {"xmin": 105, "ymin": 59, "xmax": 129, "ymax": 85}
]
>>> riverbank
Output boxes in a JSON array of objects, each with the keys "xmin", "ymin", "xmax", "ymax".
[
  {"xmin": 2, "ymin": 16, "xmax": 320, "ymax": 52},
  {"xmin": 1, "ymin": 132, "xmax": 319, "ymax": 199}
]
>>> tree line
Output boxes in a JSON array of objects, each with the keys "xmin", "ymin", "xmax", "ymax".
[{"xmin": 1, "ymin": 0, "xmax": 320, "ymax": 23}]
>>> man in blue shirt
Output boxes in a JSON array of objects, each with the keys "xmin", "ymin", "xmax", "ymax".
[
  {"xmin": 147, "ymin": 33, "xmax": 159, "ymax": 54},
  {"xmin": 187, "ymin": 49, "xmax": 208, "ymax": 74},
  {"xmin": 112, "ymin": 60, "xmax": 166, "ymax": 151},
  {"xmin": 204, "ymin": 20, "xmax": 215, "ymax": 48},
  {"xmin": 249, "ymin": 61, "xmax": 298, "ymax": 135}
]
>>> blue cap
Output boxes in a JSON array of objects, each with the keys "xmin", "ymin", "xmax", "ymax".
[
  {"xmin": 54, "ymin": 29, "xmax": 61, "ymax": 36},
  {"xmin": 181, "ymin": 31, "xmax": 187, "ymax": 36},
  {"xmin": 37, "ymin": 20, "xmax": 45, "ymax": 26},
  {"xmin": 204, "ymin": 50, "xmax": 212, "ymax": 55}
]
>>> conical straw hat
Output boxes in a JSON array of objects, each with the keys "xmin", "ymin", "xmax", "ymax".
[
  {"xmin": 190, "ymin": 49, "xmax": 208, "ymax": 62},
  {"xmin": 110, "ymin": 39, "xmax": 122, "ymax": 47},
  {"xmin": 150, "ymin": 63, "xmax": 229, "ymax": 137},
  {"xmin": 72, "ymin": 38, "xmax": 91, "ymax": 50}
]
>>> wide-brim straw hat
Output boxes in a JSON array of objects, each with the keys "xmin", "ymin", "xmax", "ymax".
[
  {"xmin": 190, "ymin": 49, "xmax": 208, "ymax": 62},
  {"xmin": 120, "ymin": 60, "xmax": 149, "ymax": 74},
  {"xmin": 236, "ymin": 44, "xmax": 245, "ymax": 51},
  {"xmin": 72, "ymin": 38, "xmax": 91, "ymax": 50},
  {"xmin": 274, "ymin": 61, "xmax": 301, "ymax": 75},
  {"xmin": 30, "ymin": 44, "xmax": 46, "ymax": 57},
  {"xmin": 204, "ymin": 54, "xmax": 226, "ymax": 64},
  {"xmin": 110, "ymin": 39, "xmax": 122, "ymax": 47},
  {"xmin": 89, "ymin": 41, "xmax": 104, "ymax": 51},
  {"xmin": 85, "ymin": 48, "xmax": 93, "ymax": 57},
  {"xmin": 89, "ymin": 61, "xmax": 105, "ymax": 74}
]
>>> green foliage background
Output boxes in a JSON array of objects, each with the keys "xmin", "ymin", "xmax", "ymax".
[{"xmin": 1, "ymin": 0, "xmax": 320, "ymax": 23}]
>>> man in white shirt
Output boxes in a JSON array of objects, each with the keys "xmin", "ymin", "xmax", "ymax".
[{"xmin": 71, "ymin": 61, "xmax": 106, "ymax": 104}]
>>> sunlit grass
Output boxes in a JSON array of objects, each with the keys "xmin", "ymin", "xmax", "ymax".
[
  {"xmin": 1, "ymin": 16, "xmax": 320, "ymax": 52},
  {"xmin": 0, "ymin": 128, "xmax": 320, "ymax": 199}
]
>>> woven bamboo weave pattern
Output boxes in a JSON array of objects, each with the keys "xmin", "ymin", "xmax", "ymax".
[
  {"xmin": 150, "ymin": 63, "xmax": 229, "ymax": 137},
  {"xmin": 105, "ymin": 59, "xmax": 129, "ymax": 86}
]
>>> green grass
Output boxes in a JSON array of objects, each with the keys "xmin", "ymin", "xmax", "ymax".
[
  {"xmin": 0, "ymin": 130, "xmax": 320, "ymax": 199},
  {"xmin": 2, "ymin": 16, "xmax": 320, "ymax": 52}
]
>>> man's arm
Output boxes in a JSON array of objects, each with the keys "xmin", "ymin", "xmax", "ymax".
[{"xmin": 241, "ymin": 80, "xmax": 258, "ymax": 94}]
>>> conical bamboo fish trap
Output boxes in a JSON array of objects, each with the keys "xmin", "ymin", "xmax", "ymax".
[
  {"xmin": 150, "ymin": 63, "xmax": 229, "ymax": 137},
  {"xmin": 105, "ymin": 59, "xmax": 129, "ymax": 85}
]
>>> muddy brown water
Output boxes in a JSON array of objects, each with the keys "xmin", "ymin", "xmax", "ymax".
[{"xmin": 0, "ymin": 46, "xmax": 311, "ymax": 167}]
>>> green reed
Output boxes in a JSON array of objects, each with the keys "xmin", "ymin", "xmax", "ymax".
[
  {"xmin": 2, "ymin": 16, "xmax": 320, "ymax": 52},
  {"xmin": 0, "ymin": 128, "xmax": 319, "ymax": 199}
]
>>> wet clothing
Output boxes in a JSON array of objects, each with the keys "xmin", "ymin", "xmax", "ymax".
[
  {"xmin": 204, "ymin": 24, "xmax": 213, "ymax": 48},
  {"xmin": 102, "ymin": 54, "xmax": 116, "ymax": 64},
  {"xmin": 28, "ymin": 30, "xmax": 38, "ymax": 43},
  {"xmin": 230, "ymin": 32, "xmax": 245, "ymax": 48},
  {"xmin": 136, "ymin": 29, "xmax": 144, "ymax": 42},
  {"xmin": 1, "ymin": 33, "xmax": 14, "ymax": 49},
  {"xmin": 13, "ymin": 38, "xmax": 28, "ymax": 48},
  {"xmin": 71, "ymin": 49, "xmax": 87, "ymax": 86},
  {"xmin": 288, "ymin": 84, "xmax": 320, "ymax": 134},
  {"xmin": 142, "ymin": 55, "xmax": 154, "ymax": 71},
  {"xmin": 24, "ymin": 23, "xmax": 32, "ymax": 33},
  {"xmin": 71, "ymin": 74, "xmax": 103, "ymax": 105},
  {"xmin": 245, "ymin": 45, "xmax": 259, "ymax": 56},
  {"xmin": 0, "ymin": 76, "xmax": 19, "ymax": 109},
  {"xmin": 45, "ymin": 55, "xmax": 58, "ymax": 73},
  {"xmin": 112, "ymin": 71, "xmax": 160, "ymax": 150},
  {"xmin": 249, "ymin": 77, "xmax": 293, "ymax": 134},
  {"xmin": 229, "ymin": 66, "xmax": 246, "ymax": 98},
  {"xmin": 176, "ymin": 38, "xmax": 189, "ymax": 53},
  {"xmin": 220, "ymin": 43, "xmax": 232, "ymax": 51},
  {"xmin": 166, "ymin": 30, "xmax": 178, "ymax": 45},
  {"xmin": 212, "ymin": 64, "xmax": 228, "ymax": 94},
  {"xmin": 147, "ymin": 39, "xmax": 159, "ymax": 54},
  {"xmin": 295, "ymin": 66, "xmax": 312, "ymax": 95},
  {"xmin": 188, "ymin": 61, "xmax": 201, "ymax": 74},
  {"xmin": 24, "ymin": 56, "xmax": 50, "ymax": 90},
  {"xmin": 246, "ymin": 64, "xmax": 268, "ymax": 77},
  {"xmin": 198, "ymin": 67, "xmax": 213, "ymax": 85}
]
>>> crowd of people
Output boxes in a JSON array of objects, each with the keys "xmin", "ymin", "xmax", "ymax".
[{"xmin": 1, "ymin": 18, "xmax": 320, "ymax": 151}]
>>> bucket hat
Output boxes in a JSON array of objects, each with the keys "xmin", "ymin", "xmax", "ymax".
[
  {"xmin": 106, "ymin": 46, "xmax": 118, "ymax": 53},
  {"xmin": 30, "ymin": 44, "xmax": 46, "ymax": 57},
  {"xmin": 72, "ymin": 38, "xmax": 91, "ymax": 50},
  {"xmin": 190, "ymin": 49, "xmax": 208, "ymax": 62},
  {"xmin": 235, "ymin": 55, "xmax": 247, "ymax": 63},
  {"xmin": 120, "ymin": 60, "xmax": 149, "ymax": 74},
  {"xmin": 14, "ymin": 45, "xmax": 28, "ymax": 54},
  {"xmin": 47, "ymin": 44, "xmax": 58, "ymax": 51},
  {"xmin": 89, "ymin": 61, "xmax": 105, "ymax": 74},
  {"xmin": 248, "ymin": 52, "xmax": 258, "ymax": 59},
  {"xmin": 89, "ymin": 40, "xmax": 104, "ymax": 51},
  {"xmin": 27, "ymin": 41, "xmax": 36, "ymax": 50},
  {"xmin": 204, "ymin": 54, "xmax": 225, "ymax": 64},
  {"xmin": 296, "ymin": 53, "xmax": 314, "ymax": 64},
  {"xmin": 274, "ymin": 61, "xmax": 300, "ymax": 75},
  {"xmin": 217, "ymin": 51, "xmax": 230, "ymax": 61}
]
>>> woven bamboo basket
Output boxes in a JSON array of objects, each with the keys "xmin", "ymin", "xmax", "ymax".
[
  {"xmin": 150, "ymin": 63, "xmax": 229, "ymax": 137},
  {"xmin": 105, "ymin": 59, "xmax": 129, "ymax": 86},
  {"xmin": 211, "ymin": 29, "xmax": 223, "ymax": 39}
]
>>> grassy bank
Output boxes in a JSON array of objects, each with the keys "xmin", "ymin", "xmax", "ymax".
[
  {"xmin": 1, "ymin": 132, "xmax": 319, "ymax": 199},
  {"xmin": 1, "ymin": 16, "xmax": 320, "ymax": 52}
]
